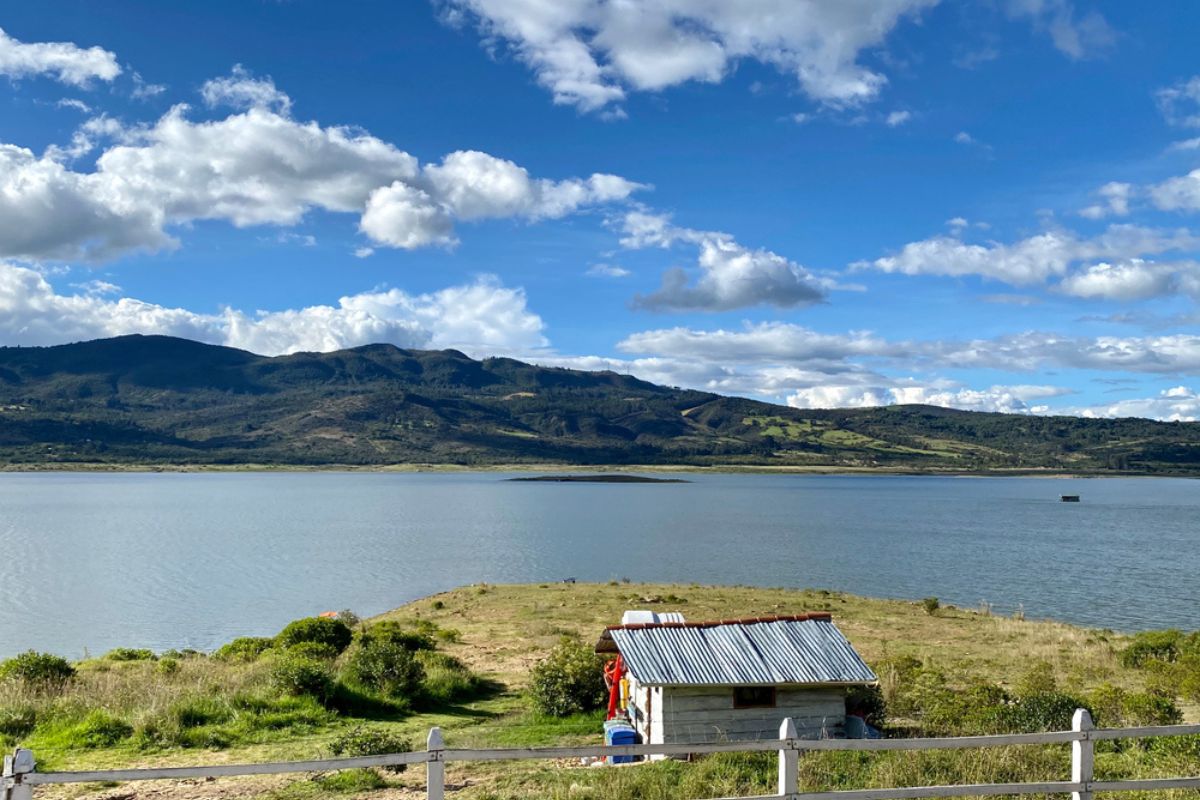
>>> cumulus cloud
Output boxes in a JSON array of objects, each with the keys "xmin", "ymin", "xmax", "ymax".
[
  {"xmin": 1150, "ymin": 169, "xmax": 1200, "ymax": 213},
  {"xmin": 1003, "ymin": 0, "xmax": 1115, "ymax": 59},
  {"xmin": 1071, "ymin": 385, "xmax": 1200, "ymax": 422},
  {"xmin": 0, "ymin": 27, "xmax": 121, "ymax": 86},
  {"xmin": 620, "ymin": 211, "xmax": 827, "ymax": 311},
  {"xmin": 0, "ymin": 262, "xmax": 546, "ymax": 357},
  {"xmin": 586, "ymin": 263, "xmax": 630, "ymax": 278},
  {"xmin": 786, "ymin": 383, "xmax": 1071, "ymax": 414},
  {"xmin": 200, "ymin": 65, "xmax": 292, "ymax": 113},
  {"xmin": 858, "ymin": 224, "xmax": 1200, "ymax": 288},
  {"xmin": 440, "ymin": 0, "xmax": 939, "ymax": 112},
  {"xmin": 885, "ymin": 110, "xmax": 912, "ymax": 127},
  {"xmin": 0, "ymin": 100, "xmax": 641, "ymax": 260},
  {"xmin": 1058, "ymin": 259, "xmax": 1200, "ymax": 301}
]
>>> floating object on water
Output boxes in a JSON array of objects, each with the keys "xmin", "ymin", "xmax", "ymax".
[
  {"xmin": 1061, "ymin": 495, "xmax": 1080, "ymax": 502},
  {"xmin": 318, "ymin": 611, "xmax": 339, "ymax": 618}
]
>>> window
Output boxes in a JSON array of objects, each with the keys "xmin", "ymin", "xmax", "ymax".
[{"xmin": 732, "ymin": 686, "xmax": 777, "ymax": 709}]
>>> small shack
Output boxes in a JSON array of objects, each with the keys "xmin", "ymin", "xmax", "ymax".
[{"xmin": 596, "ymin": 612, "xmax": 877, "ymax": 746}]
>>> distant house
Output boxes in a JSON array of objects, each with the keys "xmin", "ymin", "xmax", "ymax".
[{"xmin": 595, "ymin": 612, "xmax": 877, "ymax": 747}]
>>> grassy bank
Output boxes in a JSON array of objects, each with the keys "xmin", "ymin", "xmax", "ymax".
[{"xmin": 5, "ymin": 583, "xmax": 1199, "ymax": 800}]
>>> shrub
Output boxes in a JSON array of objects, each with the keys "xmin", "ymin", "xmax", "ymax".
[
  {"xmin": 845, "ymin": 685, "xmax": 886, "ymax": 729},
  {"xmin": 0, "ymin": 705, "xmax": 37, "ymax": 741},
  {"xmin": 364, "ymin": 621, "xmax": 434, "ymax": 652},
  {"xmin": 1122, "ymin": 691, "xmax": 1182, "ymax": 726},
  {"xmin": 417, "ymin": 651, "xmax": 483, "ymax": 705},
  {"xmin": 996, "ymin": 692, "xmax": 1088, "ymax": 733},
  {"xmin": 0, "ymin": 651, "xmax": 75, "ymax": 686},
  {"xmin": 213, "ymin": 636, "xmax": 274, "ymax": 662},
  {"xmin": 104, "ymin": 648, "xmax": 156, "ymax": 661},
  {"xmin": 157, "ymin": 657, "xmax": 180, "ymax": 675},
  {"xmin": 528, "ymin": 638, "xmax": 606, "ymax": 717},
  {"xmin": 271, "ymin": 654, "xmax": 334, "ymax": 700},
  {"xmin": 285, "ymin": 641, "xmax": 340, "ymax": 661},
  {"xmin": 434, "ymin": 628, "xmax": 462, "ymax": 644},
  {"xmin": 1121, "ymin": 630, "xmax": 1183, "ymax": 667},
  {"xmin": 275, "ymin": 617, "xmax": 353, "ymax": 655},
  {"xmin": 1014, "ymin": 662, "xmax": 1057, "ymax": 697},
  {"xmin": 329, "ymin": 726, "xmax": 412, "ymax": 773},
  {"xmin": 342, "ymin": 639, "xmax": 424, "ymax": 700},
  {"xmin": 921, "ymin": 597, "xmax": 940, "ymax": 615},
  {"xmin": 315, "ymin": 768, "xmax": 387, "ymax": 792}
]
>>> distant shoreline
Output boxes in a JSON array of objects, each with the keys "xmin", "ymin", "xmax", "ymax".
[{"xmin": 0, "ymin": 462, "xmax": 1191, "ymax": 478}]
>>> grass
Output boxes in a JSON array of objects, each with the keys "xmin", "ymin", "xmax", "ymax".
[{"xmin": 10, "ymin": 583, "xmax": 1200, "ymax": 800}]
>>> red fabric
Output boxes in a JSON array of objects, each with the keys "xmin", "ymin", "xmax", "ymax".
[{"xmin": 605, "ymin": 655, "xmax": 623, "ymax": 720}]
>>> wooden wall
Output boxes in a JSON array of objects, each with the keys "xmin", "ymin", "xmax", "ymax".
[{"xmin": 637, "ymin": 685, "xmax": 846, "ymax": 744}]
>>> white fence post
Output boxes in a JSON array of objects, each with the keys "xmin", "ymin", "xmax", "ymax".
[
  {"xmin": 3, "ymin": 749, "xmax": 35, "ymax": 800},
  {"xmin": 778, "ymin": 717, "xmax": 798, "ymax": 799},
  {"xmin": 1072, "ymin": 708, "xmax": 1094, "ymax": 800},
  {"xmin": 426, "ymin": 727, "xmax": 445, "ymax": 800}
]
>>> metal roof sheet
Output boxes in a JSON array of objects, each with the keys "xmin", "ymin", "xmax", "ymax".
[{"xmin": 607, "ymin": 616, "xmax": 877, "ymax": 687}]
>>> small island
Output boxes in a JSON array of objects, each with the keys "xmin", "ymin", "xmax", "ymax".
[{"xmin": 507, "ymin": 474, "xmax": 690, "ymax": 483}]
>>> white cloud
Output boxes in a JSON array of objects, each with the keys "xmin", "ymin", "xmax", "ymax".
[
  {"xmin": 885, "ymin": 110, "xmax": 912, "ymax": 127},
  {"xmin": 586, "ymin": 263, "xmax": 630, "ymax": 278},
  {"xmin": 617, "ymin": 322, "xmax": 898, "ymax": 363},
  {"xmin": 56, "ymin": 98, "xmax": 91, "ymax": 113},
  {"xmin": 0, "ymin": 261, "xmax": 546, "ymax": 357},
  {"xmin": 1079, "ymin": 181, "xmax": 1132, "ymax": 219},
  {"xmin": 1057, "ymin": 259, "xmax": 1200, "ymax": 301},
  {"xmin": 201, "ymin": 65, "xmax": 292, "ymax": 113},
  {"xmin": 859, "ymin": 224, "xmax": 1199, "ymax": 286},
  {"xmin": 1071, "ymin": 386, "xmax": 1200, "ymax": 422},
  {"xmin": 620, "ymin": 211, "xmax": 828, "ymax": 311},
  {"xmin": 441, "ymin": 0, "xmax": 939, "ymax": 113},
  {"xmin": 353, "ymin": 246, "xmax": 375, "ymax": 259},
  {"xmin": 130, "ymin": 72, "xmax": 166, "ymax": 100},
  {"xmin": 0, "ymin": 27, "xmax": 121, "ymax": 86},
  {"xmin": 1004, "ymin": 0, "xmax": 1115, "ymax": 59},
  {"xmin": 1150, "ymin": 169, "xmax": 1200, "ymax": 213},
  {"xmin": 1168, "ymin": 137, "xmax": 1200, "ymax": 152},
  {"xmin": 0, "ymin": 100, "xmax": 641, "ymax": 260},
  {"xmin": 786, "ymin": 382, "xmax": 1071, "ymax": 414},
  {"xmin": 954, "ymin": 131, "xmax": 975, "ymax": 144},
  {"xmin": 1156, "ymin": 76, "xmax": 1200, "ymax": 128}
]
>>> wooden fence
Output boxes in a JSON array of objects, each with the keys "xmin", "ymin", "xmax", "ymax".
[{"xmin": 5, "ymin": 710, "xmax": 1200, "ymax": 800}]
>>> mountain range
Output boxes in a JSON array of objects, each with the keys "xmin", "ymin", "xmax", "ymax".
[{"xmin": 0, "ymin": 335, "xmax": 1196, "ymax": 474}]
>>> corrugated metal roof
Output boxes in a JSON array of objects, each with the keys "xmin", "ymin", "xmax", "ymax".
[{"xmin": 606, "ymin": 616, "xmax": 877, "ymax": 687}]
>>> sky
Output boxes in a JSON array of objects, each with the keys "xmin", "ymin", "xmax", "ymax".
[{"xmin": 2, "ymin": 1, "xmax": 1200, "ymax": 420}]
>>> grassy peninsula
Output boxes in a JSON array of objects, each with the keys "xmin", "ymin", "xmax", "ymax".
[
  {"xmin": 1, "ymin": 335, "xmax": 1198, "ymax": 475},
  {"xmin": 4, "ymin": 583, "xmax": 1200, "ymax": 800}
]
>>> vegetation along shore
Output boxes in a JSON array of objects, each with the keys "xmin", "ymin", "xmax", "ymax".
[{"xmin": 3, "ymin": 583, "xmax": 1199, "ymax": 800}]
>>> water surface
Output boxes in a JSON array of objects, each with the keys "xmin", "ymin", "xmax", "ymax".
[{"xmin": 0, "ymin": 472, "xmax": 1195, "ymax": 657}]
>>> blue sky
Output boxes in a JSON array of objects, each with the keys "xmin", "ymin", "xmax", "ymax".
[{"xmin": 2, "ymin": 1, "xmax": 1200, "ymax": 419}]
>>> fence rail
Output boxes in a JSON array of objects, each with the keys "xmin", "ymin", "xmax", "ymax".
[{"xmin": 5, "ymin": 710, "xmax": 1200, "ymax": 800}]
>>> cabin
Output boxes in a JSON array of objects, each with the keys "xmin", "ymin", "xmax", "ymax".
[{"xmin": 595, "ymin": 611, "xmax": 877, "ymax": 747}]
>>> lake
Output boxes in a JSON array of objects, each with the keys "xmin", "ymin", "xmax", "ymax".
[{"xmin": 0, "ymin": 471, "xmax": 1196, "ymax": 658}]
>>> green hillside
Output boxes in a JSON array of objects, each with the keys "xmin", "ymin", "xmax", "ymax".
[{"xmin": 0, "ymin": 334, "xmax": 1197, "ymax": 473}]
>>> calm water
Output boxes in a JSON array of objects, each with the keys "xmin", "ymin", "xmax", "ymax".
[{"xmin": 0, "ymin": 472, "xmax": 1196, "ymax": 658}]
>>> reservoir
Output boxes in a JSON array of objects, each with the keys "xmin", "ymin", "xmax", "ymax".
[{"xmin": 0, "ymin": 471, "xmax": 1196, "ymax": 657}]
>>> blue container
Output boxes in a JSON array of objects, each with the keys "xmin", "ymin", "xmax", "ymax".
[{"xmin": 604, "ymin": 721, "xmax": 638, "ymax": 763}]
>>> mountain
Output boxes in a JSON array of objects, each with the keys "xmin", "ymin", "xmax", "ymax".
[{"xmin": 0, "ymin": 335, "xmax": 1196, "ymax": 474}]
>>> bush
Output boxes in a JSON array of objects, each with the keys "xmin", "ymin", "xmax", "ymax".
[
  {"xmin": 845, "ymin": 685, "xmax": 886, "ymax": 729},
  {"xmin": 342, "ymin": 639, "xmax": 425, "ymax": 700},
  {"xmin": 285, "ymin": 641, "xmax": 340, "ymax": 661},
  {"xmin": 996, "ymin": 692, "xmax": 1088, "ymax": 733},
  {"xmin": 0, "ymin": 705, "xmax": 37, "ymax": 741},
  {"xmin": 0, "ymin": 651, "xmax": 76, "ymax": 686},
  {"xmin": 364, "ymin": 621, "xmax": 435, "ymax": 652},
  {"xmin": 1121, "ymin": 630, "xmax": 1184, "ymax": 667},
  {"xmin": 528, "ymin": 638, "xmax": 606, "ymax": 717},
  {"xmin": 1014, "ymin": 662, "xmax": 1057, "ymax": 697},
  {"xmin": 921, "ymin": 597, "xmax": 940, "ymax": 615},
  {"xmin": 275, "ymin": 617, "xmax": 353, "ymax": 655},
  {"xmin": 315, "ymin": 768, "xmax": 387, "ymax": 792},
  {"xmin": 271, "ymin": 654, "xmax": 334, "ymax": 700},
  {"xmin": 1122, "ymin": 691, "xmax": 1182, "ymax": 726},
  {"xmin": 213, "ymin": 636, "xmax": 274, "ymax": 662},
  {"xmin": 157, "ymin": 657, "xmax": 180, "ymax": 675},
  {"xmin": 417, "ymin": 651, "xmax": 483, "ymax": 705},
  {"xmin": 329, "ymin": 726, "xmax": 412, "ymax": 773},
  {"xmin": 104, "ymin": 648, "xmax": 156, "ymax": 661}
]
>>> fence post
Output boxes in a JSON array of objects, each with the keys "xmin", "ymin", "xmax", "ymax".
[
  {"xmin": 426, "ymin": 727, "xmax": 445, "ymax": 800},
  {"xmin": 1072, "ymin": 708, "xmax": 1093, "ymax": 800},
  {"xmin": 778, "ymin": 717, "xmax": 798, "ymax": 799},
  {"xmin": 3, "ymin": 749, "xmax": 34, "ymax": 800}
]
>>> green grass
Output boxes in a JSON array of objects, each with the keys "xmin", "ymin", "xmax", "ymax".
[{"xmin": 5, "ymin": 583, "xmax": 1200, "ymax": 800}]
